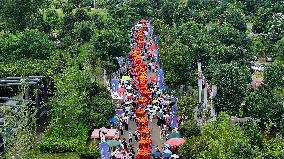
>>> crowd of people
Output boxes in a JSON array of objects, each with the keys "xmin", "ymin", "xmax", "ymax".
[{"xmin": 107, "ymin": 19, "xmax": 183, "ymax": 159}]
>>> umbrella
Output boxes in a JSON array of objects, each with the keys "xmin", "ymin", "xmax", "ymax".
[
  {"xmin": 140, "ymin": 18, "xmax": 149, "ymax": 23},
  {"xmin": 125, "ymin": 101, "xmax": 133, "ymax": 105},
  {"xmin": 149, "ymin": 45, "xmax": 157, "ymax": 50},
  {"xmin": 152, "ymin": 150, "xmax": 162, "ymax": 158},
  {"xmin": 165, "ymin": 138, "xmax": 186, "ymax": 147},
  {"xmin": 121, "ymin": 76, "xmax": 131, "ymax": 81},
  {"xmin": 115, "ymin": 153, "xmax": 124, "ymax": 158},
  {"xmin": 157, "ymin": 111, "xmax": 163, "ymax": 118},
  {"xmin": 150, "ymin": 76, "xmax": 158, "ymax": 82},
  {"xmin": 167, "ymin": 133, "xmax": 181, "ymax": 139},
  {"xmin": 127, "ymin": 95, "xmax": 133, "ymax": 99},
  {"xmin": 165, "ymin": 144, "xmax": 170, "ymax": 149},
  {"xmin": 116, "ymin": 104, "xmax": 122, "ymax": 109},
  {"xmin": 118, "ymin": 88, "xmax": 126, "ymax": 93},
  {"xmin": 108, "ymin": 117, "xmax": 119, "ymax": 123},
  {"xmin": 115, "ymin": 109, "xmax": 124, "ymax": 115},
  {"xmin": 163, "ymin": 152, "xmax": 172, "ymax": 158},
  {"xmin": 164, "ymin": 149, "xmax": 172, "ymax": 154},
  {"xmin": 152, "ymin": 100, "xmax": 158, "ymax": 104},
  {"xmin": 107, "ymin": 140, "xmax": 120, "ymax": 147}
]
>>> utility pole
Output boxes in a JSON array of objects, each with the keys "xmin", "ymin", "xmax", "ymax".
[{"xmin": 197, "ymin": 62, "xmax": 202, "ymax": 103}]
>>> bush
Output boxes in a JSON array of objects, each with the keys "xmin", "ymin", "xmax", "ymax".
[
  {"xmin": 76, "ymin": 146, "xmax": 100, "ymax": 159},
  {"xmin": 39, "ymin": 136, "xmax": 86, "ymax": 153},
  {"xmin": 39, "ymin": 125, "xmax": 89, "ymax": 153},
  {"xmin": 179, "ymin": 119, "xmax": 201, "ymax": 139}
]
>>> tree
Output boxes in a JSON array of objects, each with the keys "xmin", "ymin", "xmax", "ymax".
[
  {"xmin": 208, "ymin": 23, "xmax": 251, "ymax": 49},
  {"xmin": 69, "ymin": 0, "xmax": 93, "ymax": 8},
  {"xmin": 252, "ymin": 2, "xmax": 284, "ymax": 34},
  {"xmin": 265, "ymin": 13, "xmax": 284, "ymax": 42},
  {"xmin": 0, "ymin": 0, "xmax": 50, "ymax": 31},
  {"xmin": 179, "ymin": 120, "xmax": 201, "ymax": 139},
  {"xmin": 263, "ymin": 138, "xmax": 284, "ymax": 158},
  {"xmin": 179, "ymin": 135, "xmax": 209, "ymax": 158},
  {"xmin": 160, "ymin": 40, "xmax": 193, "ymax": 85},
  {"xmin": 230, "ymin": 139, "xmax": 260, "ymax": 159},
  {"xmin": 45, "ymin": 9, "xmax": 61, "ymax": 31},
  {"xmin": 0, "ymin": 29, "xmax": 53, "ymax": 61},
  {"xmin": 90, "ymin": 28, "xmax": 128, "ymax": 73},
  {"xmin": 177, "ymin": 96, "xmax": 197, "ymax": 119},
  {"xmin": 264, "ymin": 63, "xmax": 284, "ymax": 89},
  {"xmin": 90, "ymin": 9, "xmax": 115, "ymax": 30},
  {"xmin": 62, "ymin": 14, "xmax": 75, "ymax": 34},
  {"xmin": 244, "ymin": 85, "xmax": 284, "ymax": 131},
  {"xmin": 252, "ymin": 6, "xmax": 272, "ymax": 34},
  {"xmin": 73, "ymin": 21, "xmax": 96, "ymax": 42},
  {"xmin": 179, "ymin": 112, "xmax": 260, "ymax": 158},
  {"xmin": 219, "ymin": 4, "xmax": 247, "ymax": 32},
  {"xmin": 275, "ymin": 37, "xmax": 284, "ymax": 62},
  {"xmin": 243, "ymin": 119, "xmax": 263, "ymax": 148},
  {"xmin": 240, "ymin": 0, "xmax": 267, "ymax": 15},
  {"xmin": 86, "ymin": 94, "xmax": 114, "ymax": 129},
  {"xmin": 74, "ymin": 8, "xmax": 90, "ymax": 22},
  {"xmin": 209, "ymin": 63, "xmax": 251, "ymax": 115},
  {"xmin": 159, "ymin": 0, "xmax": 179, "ymax": 24}
]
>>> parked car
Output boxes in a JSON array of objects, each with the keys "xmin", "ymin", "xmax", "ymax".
[
  {"xmin": 265, "ymin": 55, "xmax": 273, "ymax": 62},
  {"xmin": 251, "ymin": 64, "xmax": 264, "ymax": 72}
]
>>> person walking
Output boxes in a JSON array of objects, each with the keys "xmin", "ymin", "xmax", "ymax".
[
  {"xmin": 124, "ymin": 116, "xmax": 129, "ymax": 131},
  {"xmin": 134, "ymin": 130, "xmax": 139, "ymax": 141},
  {"xmin": 128, "ymin": 131, "xmax": 133, "ymax": 143},
  {"xmin": 160, "ymin": 128, "xmax": 164, "ymax": 140},
  {"xmin": 119, "ymin": 123, "xmax": 123, "ymax": 136}
]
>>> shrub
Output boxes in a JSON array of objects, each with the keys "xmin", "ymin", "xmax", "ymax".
[{"xmin": 76, "ymin": 146, "xmax": 100, "ymax": 159}]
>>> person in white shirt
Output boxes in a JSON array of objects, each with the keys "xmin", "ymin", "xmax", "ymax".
[
  {"xmin": 100, "ymin": 132, "xmax": 106, "ymax": 143},
  {"xmin": 149, "ymin": 111, "xmax": 153, "ymax": 122}
]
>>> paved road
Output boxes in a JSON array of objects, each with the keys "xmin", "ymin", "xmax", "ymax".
[{"xmin": 121, "ymin": 118, "xmax": 165, "ymax": 157}]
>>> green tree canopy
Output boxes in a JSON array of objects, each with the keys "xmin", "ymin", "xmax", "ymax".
[
  {"xmin": 179, "ymin": 112, "xmax": 260, "ymax": 158},
  {"xmin": 0, "ymin": 29, "xmax": 53, "ymax": 61},
  {"xmin": 0, "ymin": 0, "xmax": 50, "ymax": 31},
  {"xmin": 275, "ymin": 37, "xmax": 284, "ymax": 62},
  {"xmin": 177, "ymin": 96, "xmax": 197, "ymax": 119},
  {"xmin": 264, "ymin": 63, "xmax": 284, "ymax": 89},
  {"xmin": 263, "ymin": 138, "xmax": 284, "ymax": 158},
  {"xmin": 244, "ymin": 85, "xmax": 284, "ymax": 130},
  {"xmin": 208, "ymin": 63, "xmax": 251, "ymax": 115}
]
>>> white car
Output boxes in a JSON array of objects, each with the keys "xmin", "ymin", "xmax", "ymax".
[{"xmin": 251, "ymin": 64, "xmax": 264, "ymax": 72}]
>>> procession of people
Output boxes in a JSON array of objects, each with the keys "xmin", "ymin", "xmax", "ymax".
[{"xmin": 97, "ymin": 19, "xmax": 185, "ymax": 159}]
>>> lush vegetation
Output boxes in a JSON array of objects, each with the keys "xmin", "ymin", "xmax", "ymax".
[{"xmin": 0, "ymin": 0, "xmax": 283, "ymax": 158}]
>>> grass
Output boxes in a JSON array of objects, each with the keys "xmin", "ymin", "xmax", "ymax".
[
  {"xmin": 24, "ymin": 148, "xmax": 80, "ymax": 159},
  {"xmin": 26, "ymin": 152, "xmax": 80, "ymax": 159}
]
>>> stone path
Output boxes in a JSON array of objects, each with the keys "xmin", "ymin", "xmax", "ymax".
[{"xmin": 121, "ymin": 118, "xmax": 165, "ymax": 157}]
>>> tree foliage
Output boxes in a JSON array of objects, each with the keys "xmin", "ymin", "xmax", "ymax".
[
  {"xmin": 0, "ymin": 29, "xmax": 53, "ymax": 61},
  {"xmin": 179, "ymin": 119, "xmax": 201, "ymax": 139},
  {"xmin": 177, "ymin": 96, "xmax": 197, "ymax": 119},
  {"xmin": 209, "ymin": 63, "xmax": 251, "ymax": 115},
  {"xmin": 263, "ymin": 138, "xmax": 284, "ymax": 158},
  {"xmin": 264, "ymin": 63, "xmax": 284, "ymax": 88},
  {"xmin": 0, "ymin": 0, "xmax": 50, "ymax": 31},
  {"xmin": 179, "ymin": 112, "xmax": 260, "ymax": 158},
  {"xmin": 244, "ymin": 85, "xmax": 284, "ymax": 130}
]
